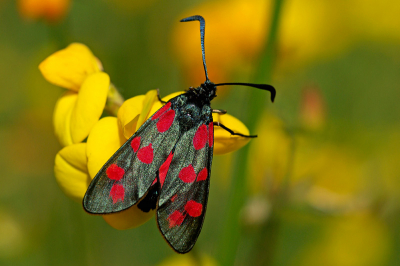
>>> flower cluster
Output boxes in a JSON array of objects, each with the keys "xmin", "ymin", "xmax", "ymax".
[{"xmin": 40, "ymin": 43, "xmax": 254, "ymax": 230}]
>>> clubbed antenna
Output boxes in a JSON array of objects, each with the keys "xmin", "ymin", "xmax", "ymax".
[
  {"xmin": 180, "ymin": 15, "xmax": 209, "ymax": 81},
  {"xmin": 215, "ymin": 83, "xmax": 276, "ymax": 102},
  {"xmin": 180, "ymin": 15, "xmax": 276, "ymax": 103}
]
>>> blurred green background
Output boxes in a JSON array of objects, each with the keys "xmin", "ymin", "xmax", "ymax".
[{"xmin": 1, "ymin": 0, "xmax": 400, "ymax": 265}]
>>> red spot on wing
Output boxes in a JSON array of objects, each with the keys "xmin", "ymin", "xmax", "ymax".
[
  {"xmin": 159, "ymin": 152, "xmax": 173, "ymax": 187},
  {"xmin": 137, "ymin": 144, "xmax": 154, "ymax": 164},
  {"xmin": 193, "ymin": 124, "xmax": 208, "ymax": 150},
  {"xmin": 168, "ymin": 210, "xmax": 185, "ymax": 228},
  {"xmin": 131, "ymin": 136, "xmax": 140, "ymax": 152},
  {"xmin": 157, "ymin": 109, "xmax": 175, "ymax": 132},
  {"xmin": 179, "ymin": 164, "xmax": 196, "ymax": 183},
  {"xmin": 185, "ymin": 200, "xmax": 203, "ymax": 217},
  {"xmin": 197, "ymin": 167, "xmax": 208, "ymax": 182},
  {"xmin": 171, "ymin": 194, "xmax": 178, "ymax": 202},
  {"xmin": 152, "ymin": 102, "xmax": 171, "ymax": 120},
  {"xmin": 106, "ymin": 164, "xmax": 125, "ymax": 181},
  {"xmin": 110, "ymin": 184, "xmax": 125, "ymax": 203},
  {"xmin": 208, "ymin": 122, "xmax": 213, "ymax": 147}
]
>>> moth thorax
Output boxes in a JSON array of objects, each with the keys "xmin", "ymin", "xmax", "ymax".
[{"xmin": 179, "ymin": 103, "xmax": 201, "ymax": 131}]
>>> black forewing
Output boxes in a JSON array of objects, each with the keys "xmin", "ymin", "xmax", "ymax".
[
  {"xmin": 83, "ymin": 101, "xmax": 181, "ymax": 214},
  {"xmin": 156, "ymin": 114, "xmax": 213, "ymax": 254}
]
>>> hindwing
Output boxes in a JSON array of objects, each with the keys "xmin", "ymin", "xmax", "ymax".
[{"xmin": 156, "ymin": 117, "xmax": 214, "ymax": 253}]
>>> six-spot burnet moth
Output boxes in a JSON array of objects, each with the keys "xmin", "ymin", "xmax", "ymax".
[{"xmin": 83, "ymin": 15, "xmax": 276, "ymax": 254}]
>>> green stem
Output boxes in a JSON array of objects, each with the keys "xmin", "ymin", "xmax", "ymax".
[
  {"xmin": 254, "ymin": 0, "xmax": 285, "ymax": 84},
  {"xmin": 47, "ymin": 16, "xmax": 71, "ymax": 49},
  {"xmin": 217, "ymin": 1, "xmax": 285, "ymax": 265}
]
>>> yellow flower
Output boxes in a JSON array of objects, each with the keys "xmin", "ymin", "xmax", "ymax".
[
  {"xmin": 54, "ymin": 143, "xmax": 90, "ymax": 202},
  {"xmin": 18, "ymin": 0, "xmax": 71, "ymax": 23},
  {"xmin": 39, "ymin": 43, "xmax": 102, "ymax": 91},
  {"xmin": 39, "ymin": 43, "xmax": 110, "ymax": 146},
  {"xmin": 54, "ymin": 89, "xmax": 253, "ymax": 229}
]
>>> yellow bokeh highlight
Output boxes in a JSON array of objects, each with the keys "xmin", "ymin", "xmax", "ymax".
[
  {"xmin": 299, "ymin": 212, "xmax": 390, "ymax": 266},
  {"xmin": 18, "ymin": 0, "xmax": 71, "ymax": 22},
  {"xmin": 248, "ymin": 113, "xmax": 292, "ymax": 194},
  {"xmin": 158, "ymin": 254, "xmax": 218, "ymax": 266}
]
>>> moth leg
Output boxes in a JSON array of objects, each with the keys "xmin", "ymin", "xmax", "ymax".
[
  {"xmin": 212, "ymin": 109, "xmax": 227, "ymax": 115},
  {"xmin": 157, "ymin": 88, "xmax": 167, "ymax": 104},
  {"xmin": 213, "ymin": 122, "xmax": 257, "ymax": 138}
]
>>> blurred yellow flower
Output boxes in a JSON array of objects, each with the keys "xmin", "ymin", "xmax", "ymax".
[
  {"xmin": 249, "ymin": 113, "xmax": 367, "ymax": 212},
  {"xmin": 346, "ymin": 0, "xmax": 400, "ymax": 43},
  {"xmin": 54, "ymin": 89, "xmax": 253, "ymax": 229},
  {"xmin": 248, "ymin": 113, "xmax": 292, "ymax": 195},
  {"xmin": 39, "ymin": 43, "xmax": 110, "ymax": 146},
  {"xmin": 18, "ymin": 0, "xmax": 71, "ymax": 23},
  {"xmin": 278, "ymin": 0, "xmax": 352, "ymax": 71},
  {"xmin": 0, "ymin": 211, "xmax": 25, "ymax": 258},
  {"xmin": 172, "ymin": 0, "xmax": 271, "ymax": 85},
  {"xmin": 173, "ymin": 0, "xmax": 400, "ymax": 82},
  {"xmin": 158, "ymin": 254, "xmax": 218, "ymax": 266},
  {"xmin": 298, "ymin": 212, "xmax": 390, "ymax": 266}
]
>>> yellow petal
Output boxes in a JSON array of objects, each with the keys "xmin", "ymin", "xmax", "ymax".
[
  {"xmin": 117, "ymin": 95, "xmax": 145, "ymax": 139},
  {"xmin": 54, "ymin": 143, "xmax": 90, "ymax": 202},
  {"xmin": 136, "ymin": 90, "xmax": 158, "ymax": 130},
  {"xmin": 39, "ymin": 43, "xmax": 101, "ymax": 91},
  {"xmin": 86, "ymin": 117, "xmax": 126, "ymax": 179},
  {"xmin": 148, "ymin": 91, "xmax": 185, "ymax": 117},
  {"xmin": 70, "ymin": 72, "xmax": 110, "ymax": 144},
  {"xmin": 53, "ymin": 91, "xmax": 77, "ymax": 146},
  {"xmin": 213, "ymin": 113, "xmax": 251, "ymax": 155},
  {"xmin": 103, "ymin": 206, "xmax": 154, "ymax": 230}
]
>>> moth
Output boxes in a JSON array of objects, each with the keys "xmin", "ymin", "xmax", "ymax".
[{"xmin": 83, "ymin": 15, "xmax": 275, "ymax": 254}]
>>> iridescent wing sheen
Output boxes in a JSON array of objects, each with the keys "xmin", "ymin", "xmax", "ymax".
[
  {"xmin": 83, "ymin": 101, "xmax": 181, "ymax": 214},
  {"xmin": 156, "ymin": 118, "xmax": 214, "ymax": 254}
]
